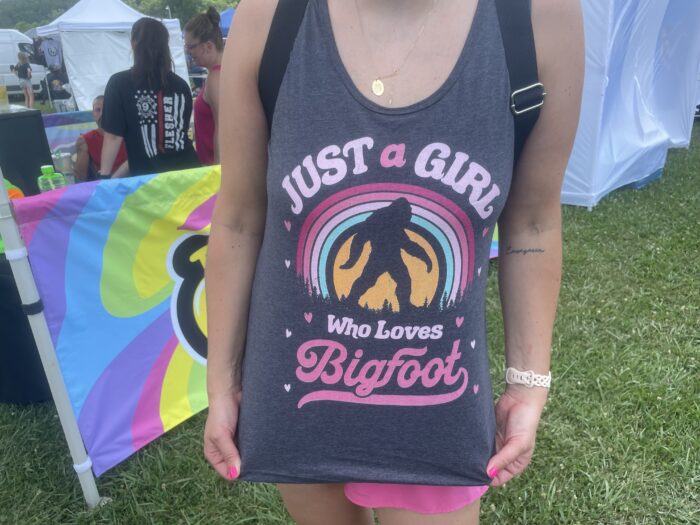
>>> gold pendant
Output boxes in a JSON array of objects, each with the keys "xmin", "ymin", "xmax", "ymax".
[{"xmin": 372, "ymin": 79, "xmax": 385, "ymax": 97}]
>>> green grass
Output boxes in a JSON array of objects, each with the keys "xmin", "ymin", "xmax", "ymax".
[
  {"xmin": 1, "ymin": 124, "xmax": 698, "ymax": 524},
  {"xmin": 34, "ymin": 101, "xmax": 56, "ymax": 115},
  {"xmin": 5, "ymin": 96, "xmax": 55, "ymax": 114}
]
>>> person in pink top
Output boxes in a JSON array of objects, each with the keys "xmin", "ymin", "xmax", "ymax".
[{"xmin": 185, "ymin": 8, "xmax": 225, "ymax": 166}]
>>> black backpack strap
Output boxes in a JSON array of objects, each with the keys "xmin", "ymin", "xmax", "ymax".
[
  {"xmin": 495, "ymin": 0, "xmax": 545, "ymax": 166},
  {"xmin": 258, "ymin": 0, "xmax": 310, "ymax": 133}
]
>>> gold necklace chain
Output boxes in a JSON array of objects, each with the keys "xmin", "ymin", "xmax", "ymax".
[{"xmin": 354, "ymin": 0, "xmax": 439, "ymax": 103}]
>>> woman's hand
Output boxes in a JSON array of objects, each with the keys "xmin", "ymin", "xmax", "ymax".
[
  {"xmin": 486, "ymin": 387, "xmax": 548, "ymax": 486},
  {"xmin": 203, "ymin": 391, "xmax": 242, "ymax": 481}
]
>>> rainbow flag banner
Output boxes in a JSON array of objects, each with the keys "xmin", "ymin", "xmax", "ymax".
[
  {"xmin": 12, "ymin": 167, "xmax": 219, "ymax": 476},
  {"xmin": 43, "ymin": 111, "xmax": 97, "ymax": 154},
  {"xmin": 490, "ymin": 225, "xmax": 498, "ymax": 259}
]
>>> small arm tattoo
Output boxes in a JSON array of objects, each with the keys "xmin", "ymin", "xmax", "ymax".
[{"xmin": 505, "ymin": 245, "xmax": 545, "ymax": 255}]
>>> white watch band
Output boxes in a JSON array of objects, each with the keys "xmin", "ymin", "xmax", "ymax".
[{"xmin": 505, "ymin": 367, "xmax": 551, "ymax": 388}]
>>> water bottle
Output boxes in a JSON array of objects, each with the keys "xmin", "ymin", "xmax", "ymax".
[
  {"xmin": 38, "ymin": 165, "xmax": 54, "ymax": 193},
  {"xmin": 50, "ymin": 171, "xmax": 67, "ymax": 189}
]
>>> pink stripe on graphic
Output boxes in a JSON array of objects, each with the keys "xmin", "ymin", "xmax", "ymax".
[
  {"xmin": 131, "ymin": 335, "xmax": 179, "ymax": 450},
  {"xmin": 178, "ymin": 195, "xmax": 216, "ymax": 231},
  {"xmin": 303, "ymin": 190, "xmax": 473, "ymax": 295},
  {"xmin": 297, "ymin": 370, "xmax": 468, "ymax": 408}
]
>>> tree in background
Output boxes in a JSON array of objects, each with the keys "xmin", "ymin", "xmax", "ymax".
[
  {"xmin": 0, "ymin": 0, "xmax": 240, "ymax": 32},
  {"xmin": 0, "ymin": 0, "xmax": 76, "ymax": 32},
  {"xmin": 124, "ymin": 1, "xmax": 238, "ymax": 26}
]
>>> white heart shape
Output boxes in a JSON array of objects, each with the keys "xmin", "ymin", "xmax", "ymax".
[
  {"xmin": 470, "ymin": 340, "xmax": 476, "ymax": 349},
  {"xmin": 284, "ymin": 259, "xmax": 291, "ymax": 268},
  {"xmin": 284, "ymin": 384, "xmax": 291, "ymax": 392},
  {"xmin": 285, "ymin": 329, "xmax": 292, "ymax": 338}
]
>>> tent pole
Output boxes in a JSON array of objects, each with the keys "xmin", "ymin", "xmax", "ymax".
[
  {"xmin": 0, "ymin": 168, "xmax": 105, "ymax": 508},
  {"xmin": 46, "ymin": 77, "xmax": 54, "ymax": 109}
]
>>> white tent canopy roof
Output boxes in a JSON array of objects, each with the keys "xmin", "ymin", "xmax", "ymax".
[{"xmin": 36, "ymin": 0, "xmax": 181, "ymax": 35}]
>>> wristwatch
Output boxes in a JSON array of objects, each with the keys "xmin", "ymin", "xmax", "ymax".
[{"xmin": 505, "ymin": 367, "xmax": 551, "ymax": 388}]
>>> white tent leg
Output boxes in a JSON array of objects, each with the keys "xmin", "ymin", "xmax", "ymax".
[{"xmin": 0, "ymin": 169, "xmax": 106, "ymax": 508}]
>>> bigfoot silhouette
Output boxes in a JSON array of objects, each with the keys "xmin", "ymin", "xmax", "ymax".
[{"xmin": 340, "ymin": 198, "xmax": 432, "ymax": 311}]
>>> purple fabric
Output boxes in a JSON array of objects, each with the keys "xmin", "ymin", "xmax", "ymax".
[
  {"xmin": 17, "ymin": 184, "xmax": 94, "ymax": 343},
  {"xmin": 78, "ymin": 309, "xmax": 173, "ymax": 475},
  {"xmin": 131, "ymin": 335, "xmax": 178, "ymax": 451}
]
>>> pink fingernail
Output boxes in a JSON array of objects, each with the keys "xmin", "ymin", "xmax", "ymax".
[
  {"xmin": 228, "ymin": 466, "xmax": 238, "ymax": 480},
  {"xmin": 488, "ymin": 468, "xmax": 498, "ymax": 478}
]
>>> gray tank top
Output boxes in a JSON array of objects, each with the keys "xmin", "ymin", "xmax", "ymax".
[{"xmin": 238, "ymin": 0, "xmax": 513, "ymax": 486}]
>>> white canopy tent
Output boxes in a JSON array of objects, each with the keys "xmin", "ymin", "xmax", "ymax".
[
  {"xmin": 564, "ymin": 0, "xmax": 700, "ymax": 207},
  {"xmin": 36, "ymin": 0, "xmax": 189, "ymax": 111}
]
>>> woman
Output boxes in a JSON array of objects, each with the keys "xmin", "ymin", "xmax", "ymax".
[
  {"xmin": 100, "ymin": 18, "xmax": 199, "ymax": 178},
  {"xmin": 13, "ymin": 53, "xmax": 33, "ymax": 109},
  {"xmin": 204, "ymin": 1, "xmax": 584, "ymax": 523},
  {"xmin": 185, "ymin": 7, "xmax": 225, "ymax": 165},
  {"xmin": 74, "ymin": 96, "xmax": 128, "ymax": 181}
]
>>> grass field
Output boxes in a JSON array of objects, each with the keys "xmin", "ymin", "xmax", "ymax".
[{"xmin": 0, "ymin": 124, "xmax": 698, "ymax": 524}]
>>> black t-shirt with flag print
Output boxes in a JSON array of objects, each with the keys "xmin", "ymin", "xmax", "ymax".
[{"xmin": 102, "ymin": 70, "xmax": 200, "ymax": 176}]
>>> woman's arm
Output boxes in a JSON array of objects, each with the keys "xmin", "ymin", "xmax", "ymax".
[
  {"xmin": 486, "ymin": 0, "xmax": 584, "ymax": 487},
  {"xmin": 204, "ymin": 69, "xmax": 222, "ymax": 164},
  {"xmin": 74, "ymin": 136, "xmax": 90, "ymax": 181},
  {"xmin": 100, "ymin": 132, "xmax": 125, "ymax": 177},
  {"xmin": 203, "ymin": 0, "xmax": 276, "ymax": 481}
]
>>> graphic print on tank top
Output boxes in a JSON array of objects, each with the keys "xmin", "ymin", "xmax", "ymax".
[{"xmin": 279, "ymin": 137, "xmax": 502, "ymax": 409}]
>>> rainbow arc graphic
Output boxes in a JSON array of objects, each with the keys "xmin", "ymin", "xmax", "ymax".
[{"xmin": 297, "ymin": 183, "xmax": 476, "ymax": 309}]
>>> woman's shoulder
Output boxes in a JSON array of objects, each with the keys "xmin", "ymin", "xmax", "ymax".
[
  {"xmin": 106, "ymin": 69, "xmax": 133, "ymax": 88},
  {"xmin": 82, "ymin": 128, "xmax": 101, "ymax": 141},
  {"xmin": 531, "ymin": 0, "xmax": 584, "ymax": 59},
  {"xmin": 227, "ymin": 0, "xmax": 279, "ymax": 71},
  {"xmin": 111, "ymin": 69, "xmax": 132, "ymax": 79},
  {"xmin": 234, "ymin": 0, "xmax": 278, "ymax": 27},
  {"xmin": 167, "ymin": 71, "xmax": 194, "ymax": 93},
  {"xmin": 530, "ymin": 0, "xmax": 584, "ymax": 80}
]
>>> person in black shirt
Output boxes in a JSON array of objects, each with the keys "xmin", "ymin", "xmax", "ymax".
[
  {"xmin": 12, "ymin": 53, "xmax": 34, "ymax": 109},
  {"xmin": 101, "ymin": 18, "xmax": 200, "ymax": 177}
]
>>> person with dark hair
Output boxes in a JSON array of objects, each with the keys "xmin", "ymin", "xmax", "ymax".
[
  {"xmin": 100, "ymin": 17, "xmax": 199, "ymax": 178},
  {"xmin": 74, "ymin": 96, "xmax": 129, "ymax": 181},
  {"xmin": 185, "ymin": 7, "xmax": 225, "ymax": 165}
]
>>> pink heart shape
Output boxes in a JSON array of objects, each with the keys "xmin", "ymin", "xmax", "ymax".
[
  {"xmin": 455, "ymin": 316, "xmax": 464, "ymax": 327},
  {"xmin": 482, "ymin": 227, "xmax": 490, "ymax": 237},
  {"xmin": 304, "ymin": 312, "xmax": 313, "ymax": 323},
  {"xmin": 473, "ymin": 384, "xmax": 479, "ymax": 394},
  {"xmin": 284, "ymin": 220, "xmax": 291, "ymax": 231}
]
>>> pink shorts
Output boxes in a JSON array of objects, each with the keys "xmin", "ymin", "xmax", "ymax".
[{"xmin": 344, "ymin": 483, "xmax": 489, "ymax": 515}]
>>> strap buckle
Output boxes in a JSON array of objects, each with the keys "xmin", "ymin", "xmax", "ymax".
[{"xmin": 510, "ymin": 83, "xmax": 546, "ymax": 115}]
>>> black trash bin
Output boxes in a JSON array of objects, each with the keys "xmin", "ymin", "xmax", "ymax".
[{"xmin": 0, "ymin": 254, "xmax": 51, "ymax": 404}]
